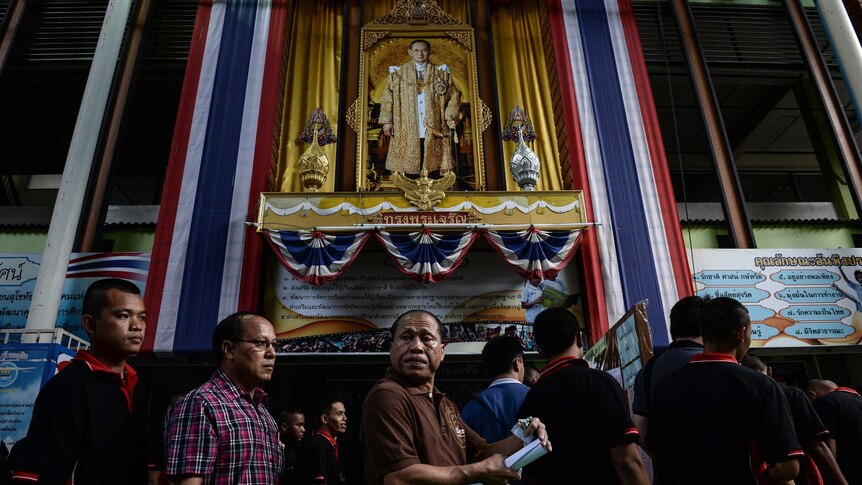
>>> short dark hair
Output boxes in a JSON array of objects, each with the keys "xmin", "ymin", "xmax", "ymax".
[
  {"xmin": 82, "ymin": 278, "xmax": 141, "ymax": 317},
  {"xmin": 211, "ymin": 311, "xmax": 260, "ymax": 362},
  {"xmin": 316, "ymin": 397, "xmax": 343, "ymax": 428},
  {"xmin": 700, "ymin": 297, "xmax": 749, "ymax": 345},
  {"xmin": 533, "ymin": 307, "xmax": 579, "ymax": 358},
  {"xmin": 669, "ymin": 296, "xmax": 706, "ymax": 340},
  {"xmin": 277, "ymin": 405, "xmax": 305, "ymax": 425},
  {"xmin": 855, "ymin": 270, "xmax": 862, "ymax": 279},
  {"xmin": 481, "ymin": 336, "xmax": 524, "ymax": 377},
  {"xmin": 391, "ymin": 310, "xmax": 444, "ymax": 341},
  {"xmin": 740, "ymin": 354, "xmax": 767, "ymax": 373},
  {"xmin": 410, "ymin": 39, "xmax": 431, "ymax": 51}
]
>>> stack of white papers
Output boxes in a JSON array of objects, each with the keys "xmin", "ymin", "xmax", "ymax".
[{"xmin": 505, "ymin": 438, "xmax": 548, "ymax": 470}]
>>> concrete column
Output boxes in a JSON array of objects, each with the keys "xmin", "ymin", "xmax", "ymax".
[{"xmin": 25, "ymin": 0, "xmax": 133, "ymax": 333}]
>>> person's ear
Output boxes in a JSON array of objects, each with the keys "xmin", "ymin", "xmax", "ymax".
[
  {"xmin": 513, "ymin": 355, "xmax": 523, "ymax": 373},
  {"xmin": 222, "ymin": 340, "xmax": 236, "ymax": 361},
  {"xmin": 735, "ymin": 326, "xmax": 747, "ymax": 343},
  {"xmin": 320, "ymin": 413, "xmax": 328, "ymax": 425},
  {"xmin": 82, "ymin": 314, "xmax": 97, "ymax": 338}
]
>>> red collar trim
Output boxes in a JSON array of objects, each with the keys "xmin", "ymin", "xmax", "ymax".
[
  {"xmin": 539, "ymin": 356, "xmax": 588, "ymax": 380},
  {"xmin": 831, "ymin": 387, "xmax": 861, "ymax": 397},
  {"xmin": 73, "ymin": 350, "xmax": 137, "ymax": 410},
  {"xmin": 315, "ymin": 429, "xmax": 339, "ymax": 459},
  {"xmin": 690, "ymin": 353, "xmax": 739, "ymax": 364}
]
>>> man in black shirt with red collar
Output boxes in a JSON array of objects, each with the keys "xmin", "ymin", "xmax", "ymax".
[
  {"xmin": 518, "ymin": 307, "xmax": 650, "ymax": 484},
  {"xmin": 631, "ymin": 296, "xmax": 705, "ymax": 444},
  {"xmin": 647, "ymin": 297, "xmax": 801, "ymax": 485},
  {"xmin": 742, "ymin": 356, "xmax": 847, "ymax": 485},
  {"xmin": 808, "ymin": 379, "xmax": 862, "ymax": 484},
  {"xmin": 305, "ymin": 398, "xmax": 348, "ymax": 485},
  {"xmin": 9, "ymin": 278, "xmax": 148, "ymax": 484}
]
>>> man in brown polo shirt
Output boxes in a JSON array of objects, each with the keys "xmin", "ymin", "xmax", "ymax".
[{"xmin": 361, "ymin": 310, "xmax": 551, "ymax": 484}]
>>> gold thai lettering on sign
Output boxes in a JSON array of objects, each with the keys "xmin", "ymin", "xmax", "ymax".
[{"xmin": 371, "ymin": 211, "xmax": 479, "ymax": 225}]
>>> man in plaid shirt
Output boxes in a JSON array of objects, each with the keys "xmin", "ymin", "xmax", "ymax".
[{"xmin": 165, "ymin": 312, "xmax": 283, "ymax": 484}]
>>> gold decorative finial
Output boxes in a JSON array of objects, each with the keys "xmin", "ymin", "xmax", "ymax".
[{"xmin": 297, "ymin": 109, "xmax": 336, "ymax": 192}]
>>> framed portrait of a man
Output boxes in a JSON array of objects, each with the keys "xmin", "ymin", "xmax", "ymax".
[{"xmin": 353, "ymin": 20, "xmax": 489, "ymax": 192}]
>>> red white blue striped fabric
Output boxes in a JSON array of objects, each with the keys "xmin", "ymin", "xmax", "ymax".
[
  {"xmin": 484, "ymin": 229, "xmax": 582, "ymax": 280},
  {"xmin": 375, "ymin": 229, "xmax": 479, "ymax": 283},
  {"xmin": 548, "ymin": 0, "xmax": 693, "ymax": 345},
  {"xmin": 142, "ymin": 0, "xmax": 288, "ymax": 354},
  {"xmin": 267, "ymin": 230, "xmax": 370, "ymax": 286},
  {"xmin": 66, "ymin": 253, "xmax": 149, "ymax": 281}
]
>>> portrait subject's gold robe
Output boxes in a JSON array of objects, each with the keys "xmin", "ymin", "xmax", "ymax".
[{"xmin": 379, "ymin": 61, "xmax": 461, "ymax": 174}]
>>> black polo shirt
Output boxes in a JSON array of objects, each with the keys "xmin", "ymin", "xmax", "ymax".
[
  {"xmin": 305, "ymin": 430, "xmax": 344, "ymax": 484},
  {"xmin": 647, "ymin": 353, "xmax": 802, "ymax": 485},
  {"xmin": 631, "ymin": 339, "xmax": 703, "ymax": 417},
  {"xmin": 782, "ymin": 386, "xmax": 829, "ymax": 485},
  {"xmin": 8, "ymin": 352, "xmax": 148, "ymax": 484},
  {"xmin": 517, "ymin": 356, "xmax": 639, "ymax": 484},
  {"xmin": 812, "ymin": 387, "xmax": 862, "ymax": 485}
]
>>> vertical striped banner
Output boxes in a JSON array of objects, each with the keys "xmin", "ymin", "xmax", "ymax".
[
  {"xmin": 550, "ymin": 0, "xmax": 693, "ymax": 346},
  {"xmin": 142, "ymin": 0, "xmax": 288, "ymax": 354}
]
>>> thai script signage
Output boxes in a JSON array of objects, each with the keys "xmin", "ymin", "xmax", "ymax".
[{"xmin": 691, "ymin": 249, "xmax": 862, "ymax": 347}]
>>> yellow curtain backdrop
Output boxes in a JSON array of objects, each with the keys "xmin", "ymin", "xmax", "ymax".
[
  {"xmin": 492, "ymin": 1, "xmax": 563, "ymax": 191},
  {"xmin": 275, "ymin": 0, "xmax": 342, "ymax": 192}
]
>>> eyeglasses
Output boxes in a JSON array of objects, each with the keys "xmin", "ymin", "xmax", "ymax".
[{"xmin": 236, "ymin": 339, "xmax": 277, "ymax": 351}]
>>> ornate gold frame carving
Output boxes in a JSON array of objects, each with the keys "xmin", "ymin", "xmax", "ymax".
[
  {"xmin": 346, "ymin": 98, "xmax": 360, "ymax": 133},
  {"xmin": 479, "ymin": 98, "xmax": 492, "ymax": 133},
  {"xmin": 446, "ymin": 31, "xmax": 473, "ymax": 51},
  {"xmin": 356, "ymin": 1, "xmax": 485, "ymax": 192},
  {"xmin": 367, "ymin": 1, "xmax": 461, "ymax": 26}
]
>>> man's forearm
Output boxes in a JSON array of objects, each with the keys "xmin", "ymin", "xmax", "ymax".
[
  {"xmin": 383, "ymin": 456, "xmax": 517, "ymax": 485},
  {"xmin": 807, "ymin": 441, "xmax": 848, "ymax": 485},
  {"xmin": 478, "ymin": 434, "xmax": 523, "ymax": 460},
  {"xmin": 382, "ymin": 463, "xmax": 479, "ymax": 485},
  {"xmin": 609, "ymin": 443, "xmax": 650, "ymax": 485}
]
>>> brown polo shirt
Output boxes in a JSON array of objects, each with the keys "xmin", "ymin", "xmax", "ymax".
[{"xmin": 361, "ymin": 369, "xmax": 487, "ymax": 484}]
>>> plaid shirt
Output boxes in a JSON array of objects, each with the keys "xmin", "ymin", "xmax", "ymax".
[{"xmin": 165, "ymin": 370, "xmax": 283, "ymax": 484}]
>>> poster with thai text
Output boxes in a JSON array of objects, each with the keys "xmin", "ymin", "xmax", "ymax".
[
  {"xmin": 690, "ymin": 249, "xmax": 862, "ymax": 347},
  {"xmin": 266, "ymin": 251, "xmax": 584, "ymax": 354},
  {"xmin": 0, "ymin": 253, "xmax": 148, "ymax": 340}
]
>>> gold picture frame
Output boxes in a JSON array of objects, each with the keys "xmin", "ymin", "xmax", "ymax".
[{"xmin": 352, "ymin": 8, "xmax": 488, "ymax": 192}]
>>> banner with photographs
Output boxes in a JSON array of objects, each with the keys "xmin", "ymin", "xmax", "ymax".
[
  {"xmin": 266, "ymin": 251, "xmax": 586, "ymax": 354},
  {"xmin": 690, "ymin": 249, "xmax": 862, "ymax": 348}
]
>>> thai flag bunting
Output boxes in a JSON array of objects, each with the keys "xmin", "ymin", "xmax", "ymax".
[
  {"xmin": 484, "ymin": 229, "xmax": 582, "ymax": 280},
  {"xmin": 376, "ymin": 229, "xmax": 478, "ymax": 283},
  {"xmin": 66, "ymin": 253, "xmax": 150, "ymax": 281},
  {"xmin": 267, "ymin": 230, "xmax": 370, "ymax": 286},
  {"xmin": 142, "ymin": 0, "xmax": 288, "ymax": 353}
]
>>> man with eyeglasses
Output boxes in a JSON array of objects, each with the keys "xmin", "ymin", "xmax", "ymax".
[
  {"xmin": 360, "ymin": 309, "xmax": 551, "ymax": 485},
  {"xmin": 165, "ymin": 312, "xmax": 283, "ymax": 484}
]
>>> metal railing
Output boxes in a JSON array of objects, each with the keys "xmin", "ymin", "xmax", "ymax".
[{"xmin": 0, "ymin": 328, "xmax": 89, "ymax": 351}]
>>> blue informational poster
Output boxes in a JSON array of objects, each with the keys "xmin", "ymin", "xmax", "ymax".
[
  {"xmin": 691, "ymin": 249, "xmax": 862, "ymax": 347},
  {"xmin": 0, "ymin": 253, "xmax": 148, "ymax": 340},
  {"xmin": 0, "ymin": 344, "xmax": 76, "ymax": 451}
]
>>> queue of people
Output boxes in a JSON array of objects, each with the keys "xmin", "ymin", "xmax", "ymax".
[{"xmin": 4, "ymin": 278, "xmax": 862, "ymax": 484}]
